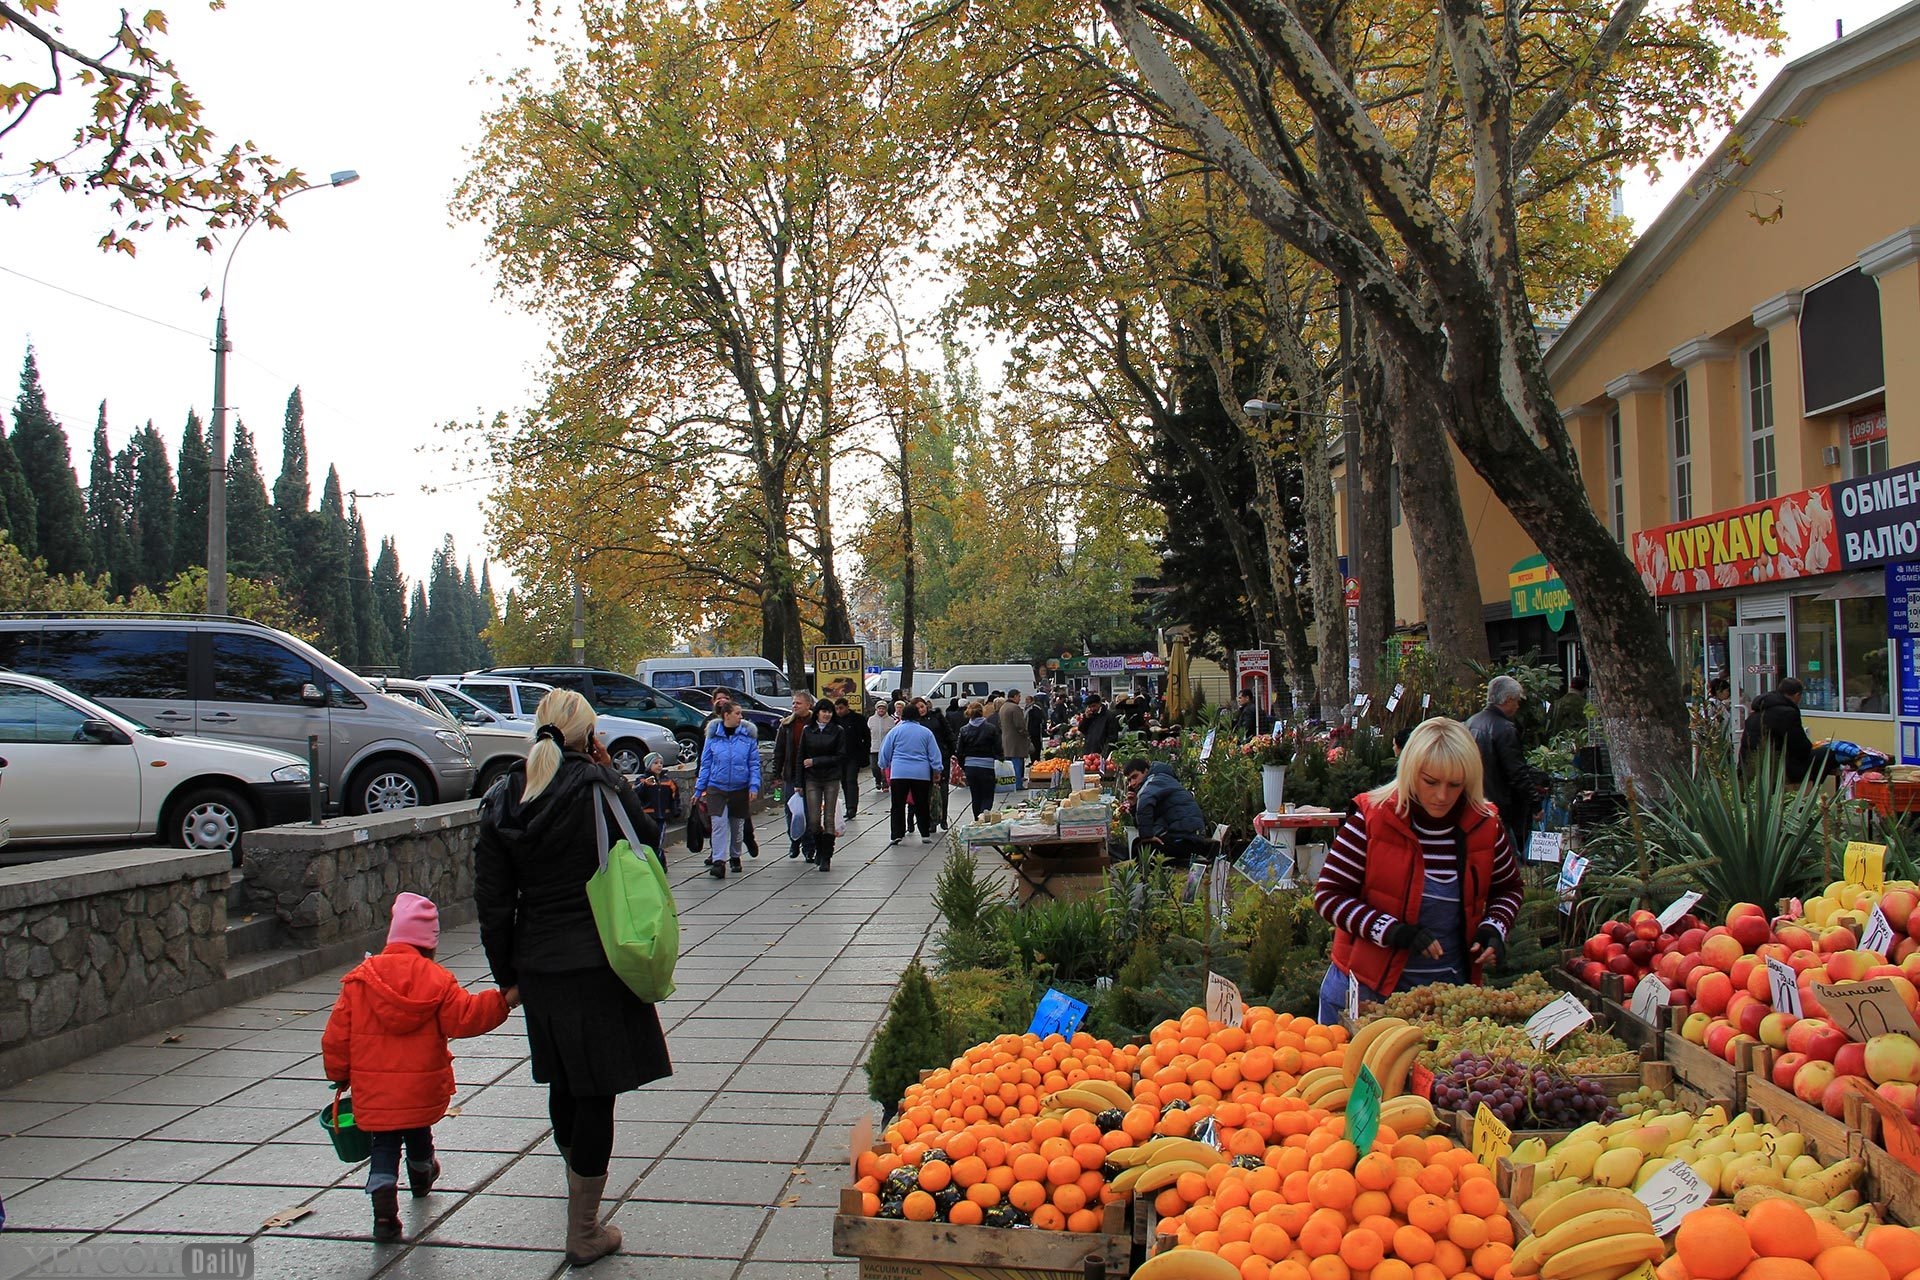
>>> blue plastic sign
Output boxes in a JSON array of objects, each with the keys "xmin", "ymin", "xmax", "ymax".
[
  {"xmin": 1028, "ymin": 988, "xmax": 1089, "ymax": 1038},
  {"xmin": 1235, "ymin": 836, "xmax": 1296, "ymax": 890}
]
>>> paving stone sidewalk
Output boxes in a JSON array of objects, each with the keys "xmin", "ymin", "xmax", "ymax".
[{"xmin": 0, "ymin": 795, "xmax": 963, "ymax": 1280}]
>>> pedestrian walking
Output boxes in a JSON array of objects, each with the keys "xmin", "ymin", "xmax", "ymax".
[
  {"xmin": 918, "ymin": 696, "xmax": 954, "ymax": 830},
  {"xmin": 867, "ymin": 700, "xmax": 893, "ymax": 791},
  {"xmin": 703, "ymin": 694, "xmax": 759, "ymax": 860},
  {"xmin": 693, "ymin": 703, "xmax": 761, "ymax": 878},
  {"xmin": 1025, "ymin": 695, "xmax": 1046, "ymax": 764},
  {"xmin": 834, "ymin": 697, "xmax": 869, "ymax": 820},
  {"xmin": 879, "ymin": 703, "xmax": 941, "ymax": 844},
  {"xmin": 798, "ymin": 699, "xmax": 846, "ymax": 872},
  {"xmin": 956, "ymin": 701, "xmax": 1003, "ymax": 818},
  {"xmin": 475, "ymin": 689, "xmax": 672, "ymax": 1268},
  {"xmin": 323, "ymin": 892, "xmax": 514, "ymax": 1243},
  {"xmin": 772, "ymin": 690, "xmax": 816, "ymax": 860},
  {"xmin": 998, "ymin": 690, "xmax": 1033, "ymax": 791},
  {"xmin": 943, "ymin": 696, "xmax": 966, "ymax": 747},
  {"xmin": 1466, "ymin": 676, "xmax": 1550, "ymax": 858}
]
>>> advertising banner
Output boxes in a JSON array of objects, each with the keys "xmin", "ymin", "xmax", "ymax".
[
  {"xmin": 1087, "ymin": 656, "xmax": 1126, "ymax": 676},
  {"xmin": 1507, "ymin": 555, "xmax": 1571, "ymax": 630},
  {"xmin": 811, "ymin": 645, "xmax": 865, "ymax": 712},
  {"xmin": 1235, "ymin": 650, "xmax": 1272, "ymax": 718},
  {"xmin": 1835, "ymin": 461, "xmax": 1920, "ymax": 569},
  {"xmin": 1631, "ymin": 487, "xmax": 1837, "ymax": 597}
]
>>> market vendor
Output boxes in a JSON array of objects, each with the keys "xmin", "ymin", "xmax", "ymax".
[
  {"xmin": 1123, "ymin": 757, "xmax": 1209, "ymax": 863},
  {"xmin": 1312, "ymin": 717, "xmax": 1525, "ymax": 1022}
]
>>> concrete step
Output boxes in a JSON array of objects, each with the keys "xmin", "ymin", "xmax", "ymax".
[
  {"xmin": 224, "ymin": 913, "xmax": 280, "ymax": 959},
  {"xmin": 226, "ymin": 870, "xmax": 247, "ymax": 914}
]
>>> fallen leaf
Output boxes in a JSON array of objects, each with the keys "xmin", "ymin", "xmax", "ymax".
[
  {"xmin": 779, "ymin": 1194, "xmax": 801, "ymax": 1207},
  {"xmin": 162, "ymin": 1033, "xmax": 182, "ymax": 1044},
  {"xmin": 444, "ymin": 1106, "xmax": 463, "ymax": 1119},
  {"xmin": 261, "ymin": 1204, "xmax": 314, "ymax": 1229}
]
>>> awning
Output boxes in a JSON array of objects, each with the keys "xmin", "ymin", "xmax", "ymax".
[{"xmin": 1815, "ymin": 572, "xmax": 1887, "ymax": 601}]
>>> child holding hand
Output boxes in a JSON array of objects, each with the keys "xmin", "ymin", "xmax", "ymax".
[{"xmin": 322, "ymin": 892, "xmax": 518, "ymax": 1242}]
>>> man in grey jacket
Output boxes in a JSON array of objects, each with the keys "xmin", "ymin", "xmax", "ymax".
[{"xmin": 1466, "ymin": 675, "xmax": 1549, "ymax": 856}]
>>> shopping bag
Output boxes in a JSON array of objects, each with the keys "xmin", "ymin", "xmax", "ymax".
[
  {"xmin": 949, "ymin": 759, "xmax": 964, "ymax": 787},
  {"xmin": 833, "ymin": 792, "xmax": 847, "ymax": 837},
  {"xmin": 686, "ymin": 797, "xmax": 710, "ymax": 854},
  {"xmin": 586, "ymin": 784, "xmax": 679, "ymax": 1003},
  {"xmin": 786, "ymin": 790, "xmax": 808, "ymax": 841},
  {"xmin": 995, "ymin": 759, "xmax": 1016, "ymax": 791}
]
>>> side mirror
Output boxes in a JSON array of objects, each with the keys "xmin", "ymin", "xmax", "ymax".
[
  {"xmin": 80, "ymin": 718, "xmax": 128, "ymax": 745},
  {"xmin": 300, "ymin": 682, "xmax": 327, "ymax": 706},
  {"xmin": 636, "ymin": 697, "xmax": 655, "ymax": 710},
  {"xmin": 464, "ymin": 710, "xmax": 494, "ymax": 726}
]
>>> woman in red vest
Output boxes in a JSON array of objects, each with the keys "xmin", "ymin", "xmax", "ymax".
[{"xmin": 1313, "ymin": 718, "xmax": 1525, "ymax": 1022}]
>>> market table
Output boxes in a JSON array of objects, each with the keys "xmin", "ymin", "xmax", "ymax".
[
  {"xmin": 975, "ymin": 835, "xmax": 1110, "ymax": 905},
  {"xmin": 1250, "ymin": 808, "xmax": 1344, "ymax": 887}
]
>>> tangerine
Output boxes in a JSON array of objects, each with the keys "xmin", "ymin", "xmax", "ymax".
[
  {"xmin": 1046, "ymin": 1155, "xmax": 1082, "ymax": 1186},
  {"xmin": 1068, "ymin": 1208, "xmax": 1104, "ymax": 1233},
  {"xmin": 1676, "ymin": 1206, "xmax": 1754, "ymax": 1280},
  {"xmin": 1446, "ymin": 1215, "xmax": 1490, "ymax": 1252},
  {"xmin": 965, "ymin": 1182, "xmax": 1001, "ymax": 1208},
  {"xmin": 1472, "ymin": 1243, "xmax": 1513, "ymax": 1280},
  {"xmin": 1749, "ymin": 1201, "xmax": 1822, "ymax": 1262},
  {"xmin": 918, "ymin": 1161, "xmax": 952, "ymax": 1192},
  {"xmin": 1407, "ymin": 1194, "xmax": 1451, "ymax": 1236},
  {"xmin": 1457, "ymin": 1177, "xmax": 1501, "ymax": 1218},
  {"xmin": 1813, "ymin": 1249, "xmax": 1891, "ymax": 1280},
  {"xmin": 1008, "ymin": 1180, "xmax": 1047, "ymax": 1213},
  {"xmin": 1865, "ymin": 1229, "xmax": 1920, "ymax": 1280},
  {"xmin": 1393, "ymin": 1225, "xmax": 1438, "ymax": 1265},
  {"xmin": 902, "ymin": 1191, "xmax": 937, "ymax": 1222},
  {"xmin": 1053, "ymin": 1184, "xmax": 1088, "ymax": 1215},
  {"xmin": 1739, "ymin": 1262, "xmax": 1820, "ymax": 1280},
  {"xmin": 1309, "ymin": 1169, "xmax": 1359, "ymax": 1211},
  {"xmin": 1011, "ymin": 1152, "xmax": 1047, "ymax": 1183},
  {"xmin": 1308, "ymin": 1256, "xmax": 1351, "ymax": 1280},
  {"xmin": 1299, "ymin": 1208, "xmax": 1348, "ymax": 1258},
  {"xmin": 949, "ymin": 1200, "xmax": 984, "ymax": 1226},
  {"xmin": 1341, "ymin": 1231, "xmax": 1386, "ymax": 1271},
  {"xmin": 1252, "ymin": 1224, "xmax": 1295, "ymax": 1261},
  {"xmin": 1031, "ymin": 1204, "xmax": 1066, "ymax": 1231}
]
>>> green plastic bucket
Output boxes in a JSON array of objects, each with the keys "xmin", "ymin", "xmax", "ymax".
[{"xmin": 318, "ymin": 1089, "xmax": 371, "ymax": 1162}]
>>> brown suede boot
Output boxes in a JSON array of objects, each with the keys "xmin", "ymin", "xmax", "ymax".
[
  {"xmin": 370, "ymin": 1185, "xmax": 402, "ymax": 1242},
  {"xmin": 564, "ymin": 1170, "xmax": 623, "ymax": 1266}
]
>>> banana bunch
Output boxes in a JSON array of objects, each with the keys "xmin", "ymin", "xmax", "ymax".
[
  {"xmin": 1344, "ymin": 1017, "xmax": 1427, "ymax": 1098},
  {"xmin": 1133, "ymin": 1250, "xmax": 1244, "ymax": 1280},
  {"xmin": 1038, "ymin": 1079, "xmax": 1133, "ymax": 1116},
  {"xmin": 1379, "ymin": 1094, "xmax": 1441, "ymax": 1135},
  {"xmin": 1293, "ymin": 1066, "xmax": 1350, "ymax": 1112},
  {"xmin": 1106, "ymin": 1138, "xmax": 1227, "ymax": 1197},
  {"xmin": 1510, "ymin": 1188, "xmax": 1664, "ymax": 1280}
]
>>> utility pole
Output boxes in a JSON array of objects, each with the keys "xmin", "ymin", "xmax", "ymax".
[
  {"xmin": 571, "ymin": 559, "xmax": 587, "ymax": 665},
  {"xmin": 207, "ymin": 308, "xmax": 232, "ymax": 614}
]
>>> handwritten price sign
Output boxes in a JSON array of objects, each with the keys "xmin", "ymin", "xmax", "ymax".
[
  {"xmin": 1766, "ymin": 957, "xmax": 1803, "ymax": 1017},
  {"xmin": 1206, "ymin": 973, "xmax": 1244, "ymax": 1029},
  {"xmin": 1472, "ymin": 1103, "xmax": 1513, "ymax": 1170},
  {"xmin": 1629, "ymin": 977, "xmax": 1671, "ymax": 1026},
  {"xmin": 1845, "ymin": 842, "xmax": 1887, "ymax": 893},
  {"xmin": 1657, "ymin": 891, "xmax": 1703, "ymax": 930},
  {"xmin": 1523, "ymin": 993, "xmax": 1594, "ymax": 1050},
  {"xmin": 1813, "ymin": 980, "xmax": 1920, "ymax": 1043},
  {"xmin": 1863, "ymin": 907, "xmax": 1897, "ymax": 958},
  {"xmin": 1635, "ymin": 1160, "xmax": 1712, "ymax": 1236}
]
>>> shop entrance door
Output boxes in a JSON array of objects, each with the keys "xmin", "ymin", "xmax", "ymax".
[{"xmin": 1729, "ymin": 626, "xmax": 1788, "ymax": 742}]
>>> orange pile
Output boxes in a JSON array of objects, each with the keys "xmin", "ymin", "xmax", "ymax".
[
  {"xmin": 1131, "ymin": 1009, "xmax": 1349, "ymax": 1154},
  {"xmin": 1153, "ymin": 1111, "xmax": 1510, "ymax": 1280},
  {"xmin": 1671, "ymin": 1203, "xmax": 1920, "ymax": 1280}
]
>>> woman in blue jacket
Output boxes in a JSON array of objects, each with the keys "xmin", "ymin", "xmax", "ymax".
[
  {"xmin": 693, "ymin": 704, "xmax": 761, "ymax": 879},
  {"xmin": 877, "ymin": 703, "xmax": 942, "ymax": 845}
]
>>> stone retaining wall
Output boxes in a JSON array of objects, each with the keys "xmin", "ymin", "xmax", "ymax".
[
  {"xmin": 0, "ymin": 849, "xmax": 230, "ymax": 1051},
  {"xmin": 240, "ymin": 801, "xmax": 481, "ymax": 947}
]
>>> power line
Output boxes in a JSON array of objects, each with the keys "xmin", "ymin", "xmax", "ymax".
[{"xmin": 0, "ymin": 262, "xmax": 205, "ymax": 342}]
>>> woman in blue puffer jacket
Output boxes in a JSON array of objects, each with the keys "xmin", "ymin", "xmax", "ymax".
[
  {"xmin": 877, "ymin": 703, "xmax": 942, "ymax": 846},
  {"xmin": 693, "ymin": 704, "xmax": 761, "ymax": 880}
]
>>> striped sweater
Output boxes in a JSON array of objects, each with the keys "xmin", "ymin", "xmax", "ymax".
[{"xmin": 1313, "ymin": 802, "xmax": 1524, "ymax": 947}]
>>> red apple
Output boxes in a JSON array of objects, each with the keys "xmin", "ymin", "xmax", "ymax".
[
  {"xmin": 1822, "ymin": 1075, "xmax": 1854, "ymax": 1118},
  {"xmin": 1821, "ymin": 926, "xmax": 1859, "ymax": 955},
  {"xmin": 1607, "ymin": 953, "xmax": 1637, "ymax": 976},
  {"xmin": 1880, "ymin": 1081, "xmax": 1919, "ymax": 1113},
  {"xmin": 1802, "ymin": 1020, "xmax": 1848, "ymax": 1064},
  {"xmin": 1678, "ymin": 927, "xmax": 1709, "ymax": 954},
  {"xmin": 1775, "ymin": 924, "xmax": 1815, "ymax": 953},
  {"xmin": 1580, "ymin": 960, "xmax": 1607, "ymax": 988},
  {"xmin": 1757, "ymin": 942, "xmax": 1792, "ymax": 964},
  {"xmin": 1621, "ymin": 973, "xmax": 1641, "ymax": 995},
  {"xmin": 1696, "ymin": 972, "xmax": 1734, "ymax": 1016},
  {"xmin": 1627, "ymin": 939, "xmax": 1657, "ymax": 968},
  {"xmin": 1701, "ymin": 935, "xmax": 1743, "ymax": 972},
  {"xmin": 1866, "ymin": 964, "xmax": 1906, "ymax": 982},
  {"xmin": 1773, "ymin": 1050, "xmax": 1809, "ymax": 1090},
  {"xmin": 1737, "ymin": 1001, "xmax": 1768, "ymax": 1039},
  {"xmin": 1798, "ymin": 969, "xmax": 1830, "ymax": 1020},
  {"xmin": 1828, "ymin": 950, "xmax": 1874, "ymax": 982},
  {"xmin": 1789, "ymin": 948, "xmax": 1822, "ymax": 973},
  {"xmin": 1759, "ymin": 1012, "xmax": 1796, "ymax": 1049},
  {"xmin": 1584, "ymin": 934, "xmax": 1611, "ymax": 962},
  {"xmin": 1727, "ymin": 1033, "xmax": 1760, "ymax": 1065},
  {"xmin": 1605, "ymin": 921, "xmax": 1632, "ymax": 944},
  {"xmin": 1893, "ymin": 937, "xmax": 1918, "ymax": 963},
  {"xmin": 1882, "ymin": 889, "xmax": 1919, "ymax": 933},
  {"xmin": 1706, "ymin": 1021, "xmax": 1739, "ymax": 1061},
  {"xmin": 1835, "ymin": 1041, "xmax": 1869, "ymax": 1079},
  {"xmin": 1729, "ymin": 911, "xmax": 1772, "ymax": 952},
  {"xmin": 1794, "ymin": 1058, "xmax": 1838, "ymax": 1104},
  {"xmin": 1745, "ymin": 964, "xmax": 1773, "ymax": 1002},
  {"xmin": 1731, "ymin": 954, "xmax": 1762, "ymax": 990},
  {"xmin": 1890, "ymin": 975, "xmax": 1919, "ymax": 1015}
]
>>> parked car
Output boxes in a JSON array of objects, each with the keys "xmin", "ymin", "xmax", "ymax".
[
  {"xmin": 670, "ymin": 685, "xmax": 781, "ymax": 737},
  {"xmin": 0, "ymin": 670, "xmax": 317, "ymax": 853},
  {"xmin": 468, "ymin": 666, "xmax": 706, "ymax": 763},
  {"xmin": 0, "ymin": 614, "xmax": 473, "ymax": 815},
  {"xmin": 424, "ymin": 675, "xmax": 678, "ymax": 775},
  {"xmin": 369, "ymin": 678, "xmax": 533, "ymax": 797}
]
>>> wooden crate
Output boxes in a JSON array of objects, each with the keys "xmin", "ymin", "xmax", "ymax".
[
  {"xmin": 1739, "ymin": 1071, "xmax": 1866, "ymax": 1166},
  {"xmin": 1842, "ymin": 1097, "xmax": 1920, "ymax": 1227},
  {"xmin": 1547, "ymin": 965, "xmax": 1662, "ymax": 1054},
  {"xmin": 833, "ymin": 1188, "xmax": 1133, "ymax": 1279},
  {"xmin": 1661, "ymin": 1029, "xmax": 1748, "ymax": 1112}
]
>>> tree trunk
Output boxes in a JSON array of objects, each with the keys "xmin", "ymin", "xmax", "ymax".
[
  {"xmin": 1370, "ymin": 326, "xmax": 1490, "ymax": 681},
  {"xmin": 1348, "ymin": 299, "xmax": 1393, "ymax": 700},
  {"xmin": 898, "ymin": 454, "xmax": 917, "ymax": 692},
  {"xmin": 1248, "ymin": 444, "xmax": 1315, "ymax": 710},
  {"xmin": 1299, "ymin": 405, "xmax": 1346, "ymax": 718}
]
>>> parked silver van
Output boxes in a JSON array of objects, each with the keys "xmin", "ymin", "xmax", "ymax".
[{"xmin": 0, "ymin": 614, "xmax": 474, "ymax": 814}]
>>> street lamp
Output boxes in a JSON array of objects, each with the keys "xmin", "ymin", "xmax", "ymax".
[{"xmin": 206, "ymin": 169, "xmax": 360, "ymax": 615}]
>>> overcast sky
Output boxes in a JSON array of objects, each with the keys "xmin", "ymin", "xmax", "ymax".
[{"xmin": 0, "ymin": 0, "xmax": 1905, "ymax": 596}]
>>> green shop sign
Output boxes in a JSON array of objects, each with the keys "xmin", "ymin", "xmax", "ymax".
[{"xmin": 1508, "ymin": 555, "xmax": 1572, "ymax": 631}]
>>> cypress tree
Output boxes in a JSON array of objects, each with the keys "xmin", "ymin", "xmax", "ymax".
[
  {"xmin": 305, "ymin": 467, "xmax": 356, "ymax": 661},
  {"xmin": 348, "ymin": 501, "xmax": 386, "ymax": 668},
  {"xmin": 406, "ymin": 580, "xmax": 429, "ymax": 675},
  {"xmin": 0, "ymin": 427, "xmax": 34, "ymax": 557},
  {"xmin": 477, "ymin": 561, "xmax": 498, "ymax": 666},
  {"xmin": 131, "ymin": 425, "xmax": 175, "ymax": 591},
  {"xmin": 111, "ymin": 442, "xmax": 139, "ymax": 590},
  {"xmin": 372, "ymin": 536, "xmax": 408, "ymax": 671},
  {"xmin": 272, "ymin": 388, "xmax": 309, "ymax": 582},
  {"xmin": 11, "ymin": 348, "xmax": 91, "ymax": 575},
  {"xmin": 174, "ymin": 411, "xmax": 209, "ymax": 577},
  {"xmin": 460, "ymin": 559, "xmax": 483, "ymax": 669},
  {"xmin": 417, "ymin": 536, "xmax": 462, "ymax": 677},
  {"xmin": 87, "ymin": 404, "xmax": 135, "ymax": 592},
  {"xmin": 224, "ymin": 421, "xmax": 281, "ymax": 582}
]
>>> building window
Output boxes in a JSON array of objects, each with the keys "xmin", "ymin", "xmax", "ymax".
[
  {"xmin": 1746, "ymin": 340, "xmax": 1777, "ymax": 501},
  {"xmin": 1669, "ymin": 377, "xmax": 1693, "ymax": 521},
  {"xmin": 1606, "ymin": 408, "xmax": 1624, "ymax": 543},
  {"xmin": 1791, "ymin": 594, "xmax": 1838, "ymax": 711},
  {"xmin": 1848, "ymin": 408, "xmax": 1889, "ymax": 479},
  {"xmin": 1840, "ymin": 596, "xmax": 1890, "ymax": 713}
]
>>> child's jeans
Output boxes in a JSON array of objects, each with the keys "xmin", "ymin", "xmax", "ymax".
[{"xmin": 366, "ymin": 1127, "xmax": 435, "ymax": 1192}]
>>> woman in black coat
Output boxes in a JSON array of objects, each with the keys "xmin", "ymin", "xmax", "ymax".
[
  {"xmin": 798, "ymin": 701, "xmax": 846, "ymax": 871},
  {"xmin": 475, "ymin": 688, "xmax": 671, "ymax": 1267}
]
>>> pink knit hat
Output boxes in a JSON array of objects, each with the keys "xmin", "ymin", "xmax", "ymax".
[{"xmin": 388, "ymin": 892, "xmax": 440, "ymax": 950}]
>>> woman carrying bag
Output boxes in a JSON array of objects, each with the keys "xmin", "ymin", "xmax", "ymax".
[
  {"xmin": 798, "ymin": 699, "xmax": 846, "ymax": 872},
  {"xmin": 476, "ymin": 689, "xmax": 673, "ymax": 1268}
]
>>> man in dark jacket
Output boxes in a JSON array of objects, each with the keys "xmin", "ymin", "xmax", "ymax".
[
  {"xmin": 1234, "ymin": 690, "xmax": 1259, "ymax": 738},
  {"xmin": 1467, "ymin": 675, "xmax": 1549, "ymax": 857},
  {"xmin": 1548, "ymin": 675, "xmax": 1589, "ymax": 740},
  {"xmin": 833, "ymin": 697, "xmax": 869, "ymax": 820},
  {"xmin": 1025, "ymin": 697, "xmax": 1046, "ymax": 763},
  {"xmin": 1080, "ymin": 695, "xmax": 1120, "ymax": 755},
  {"xmin": 942, "ymin": 696, "xmax": 966, "ymax": 747},
  {"xmin": 1125, "ymin": 757, "xmax": 1208, "ymax": 862},
  {"xmin": 1741, "ymin": 677, "xmax": 1816, "ymax": 783}
]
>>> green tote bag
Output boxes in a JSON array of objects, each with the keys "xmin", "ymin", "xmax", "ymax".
[{"xmin": 586, "ymin": 784, "xmax": 680, "ymax": 1003}]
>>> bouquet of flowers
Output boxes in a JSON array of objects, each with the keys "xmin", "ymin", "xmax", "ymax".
[{"xmin": 1239, "ymin": 730, "xmax": 1296, "ymax": 767}]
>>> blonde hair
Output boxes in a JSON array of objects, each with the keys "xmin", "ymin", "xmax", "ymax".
[
  {"xmin": 1368, "ymin": 718, "xmax": 1486, "ymax": 815},
  {"xmin": 523, "ymin": 688, "xmax": 597, "ymax": 804}
]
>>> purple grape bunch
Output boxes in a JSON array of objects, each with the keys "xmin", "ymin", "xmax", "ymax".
[{"xmin": 1429, "ymin": 1052, "xmax": 1620, "ymax": 1128}]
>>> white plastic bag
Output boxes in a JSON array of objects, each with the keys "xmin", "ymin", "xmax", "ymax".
[
  {"xmin": 786, "ymin": 791, "xmax": 807, "ymax": 841},
  {"xmin": 833, "ymin": 791, "xmax": 848, "ymax": 836}
]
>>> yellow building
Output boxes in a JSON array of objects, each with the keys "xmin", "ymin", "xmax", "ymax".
[{"xmin": 1348, "ymin": 3, "xmax": 1920, "ymax": 756}]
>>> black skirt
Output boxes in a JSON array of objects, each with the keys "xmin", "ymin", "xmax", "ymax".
[{"xmin": 519, "ymin": 965, "xmax": 673, "ymax": 1096}]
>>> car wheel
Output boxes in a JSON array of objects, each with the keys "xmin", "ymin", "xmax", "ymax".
[
  {"xmin": 674, "ymin": 731, "xmax": 700, "ymax": 765},
  {"xmin": 169, "ymin": 786, "xmax": 256, "ymax": 856},
  {"xmin": 475, "ymin": 758, "xmax": 515, "ymax": 797},
  {"xmin": 609, "ymin": 739, "xmax": 646, "ymax": 776},
  {"xmin": 350, "ymin": 759, "xmax": 431, "ymax": 815}
]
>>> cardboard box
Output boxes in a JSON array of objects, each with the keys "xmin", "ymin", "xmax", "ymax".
[{"xmin": 1055, "ymin": 822, "xmax": 1109, "ymax": 842}]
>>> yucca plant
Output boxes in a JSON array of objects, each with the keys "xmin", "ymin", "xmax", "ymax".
[{"xmin": 1640, "ymin": 758, "xmax": 1829, "ymax": 915}]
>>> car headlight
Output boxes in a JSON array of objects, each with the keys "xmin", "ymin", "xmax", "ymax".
[
  {"xmin": 271, "ymin": 764, "xmax": 311, "ymax": 783},
  {"xmin": 435, "ymin": 729, "xmax": 469, "ymax": 754}
]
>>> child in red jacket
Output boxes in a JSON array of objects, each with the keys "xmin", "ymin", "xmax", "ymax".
[{"xmin": 322, "ymin": 893, "xmax": 517, "ymax": 1242}]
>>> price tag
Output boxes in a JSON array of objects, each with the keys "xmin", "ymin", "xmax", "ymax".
[
  {"xmin": 1344, "ymin": 973, "xmax": 1362, "ymax": 1022},
  {"xmin": 1206, "ymin": 973, "xmax": 1244, "ymax": 1028},
  {"xmin": 1208, "ymin": 857, "xmax": 1231, "ymax": 924},
  {"xmin": 1526, "ymin": 831, "xmax": 1565, "ymax": 865},
  {"xmin": 1619, "ymin": 1264, "xmax": 1659, "ymax": 1280},
  {"xmin": 1845, "ymin": 842, "xmax": 1887, "ymax": 893},
  {"xmin": 1766, "ymin": 956, "xmax": 1803, "ymax": 1017},
  {"xmin": 1027, "ymin": 988, "xmax": 1090, "ymax": 1038},
  {"xmin": 1472, "ymin": 1102, "xmax": 1513, "ymax": 1170},
  {"xmin": 1421, "ymin": 693, "xmax": 1431, "ymax": 712},
  {"xmin": 1845, "ymin": 1078, "xmax": 1920, "ymax": 1174},
  {"xmin": 1813, "ymin": 980, "xmax": 1920, "ymax": 1042},
  {"xmin": 1556, "ymin": 853, "xmax": 1590, "ymax": 916},
  {"xmin": 1635, "ymin": 1159, "xmax": 1712, "ymax": 1235},
  {"xmin": 1409, "ymin": 1062, "xmax": 1434, "ymax": 1100},
  {"xmin": 1200, "ymin": 730, "xmax": 1217, "ymax": 763},
  {"xmin": 1629, "ymin": 976, "xmax": 1672, "ymax": 1025},
  {"xmin": 1863, "ymin": 906, "xmax": 1897, "ymax": 957},
  {"xmin": 1348, "ymin": 1065, "xmax": 1382, "ymax": 1152},
  {"xmin": 1523, "ymin": 993, "xmax": 1594, "ymax": 1049},
  {"xmin": 1656, "ymin": 891, "xmax": 1703, "ymax": 930},
  {"xmin": 1385, "ymin": 683, "xmax": 1405, "ymax": 713}
]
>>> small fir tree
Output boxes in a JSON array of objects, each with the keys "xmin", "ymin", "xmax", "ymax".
[
  {"xmin": 131, "ymin": 424, "xmax": 175, "ymax": 591},
  {"xmin": 866, "ymin": 961, "xmax": 947, "ymax": 1114}
]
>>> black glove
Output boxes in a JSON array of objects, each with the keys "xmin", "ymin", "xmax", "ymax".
[
  {"xmin": 1475, "ymin": 925, "xmax": 1507, "ymax": 965},
  {"xmin": 1385, "ymin": 922, "xmax": 1438, "ymax": 955}
]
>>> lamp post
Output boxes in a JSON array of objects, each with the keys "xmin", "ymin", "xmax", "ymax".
[{"xmin": 206, "ymin": 169, "xmax": 360, "ymax": 615}]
